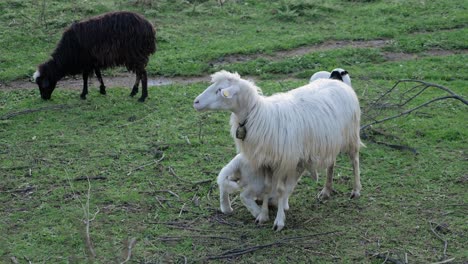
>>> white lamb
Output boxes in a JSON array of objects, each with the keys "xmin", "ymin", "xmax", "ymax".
[
  {"xmin": 310, "ymin": 68, "xmax": 352, "ymax": 87},
  {"xmin": 194, "ymin": 70, "xmax": 362, "ymax": 231},
  {"xmin": 217, "ymin": 153, "xmax": 313, "ymax": 217}
]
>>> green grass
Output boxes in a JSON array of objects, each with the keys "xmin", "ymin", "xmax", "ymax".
[{"xmin": 1, "ymin": 0, "xmax": 467, "ymax": 263}]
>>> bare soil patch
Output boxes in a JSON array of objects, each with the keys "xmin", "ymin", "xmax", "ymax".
[{"xmin": 1, "ymin": 37, "xmax": 465, "ymax": 91}]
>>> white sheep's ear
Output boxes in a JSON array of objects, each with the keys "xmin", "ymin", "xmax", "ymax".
[{"xmin": 220, "ymin": 86, "xmax": 239, "ymax": 99}]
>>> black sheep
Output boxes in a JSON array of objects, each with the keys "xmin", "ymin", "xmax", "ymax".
[{"xmin": 33, "ymin": 11, "xmax": 156, "ymax": 102}]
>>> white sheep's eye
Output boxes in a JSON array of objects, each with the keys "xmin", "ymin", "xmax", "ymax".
[{"xmin": 216, "ymin": 88, "xmax": 221, "ymax": 94}]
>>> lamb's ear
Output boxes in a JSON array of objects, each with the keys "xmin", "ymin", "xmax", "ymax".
[{"xmin": 220, "ymin": 85, "xmax": 239, "ymax": 99}]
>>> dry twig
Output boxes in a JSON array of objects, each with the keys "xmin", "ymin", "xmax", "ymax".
[
  {"xmin": 429, "ymin": 221, "xmax": 449, "ymax": 261},
  {"xmin": 121, "ymin": 237, "xmax": 137, "ymax": 264},
  {"xmin": 0, "ymin": 105, "xmax": 73, "ymax": 120},
  {"xmin": 127, "ymin": 154, "xmax": 165, "ymax": 176}
]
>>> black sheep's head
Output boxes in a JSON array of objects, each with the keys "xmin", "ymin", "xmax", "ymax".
[{"xmin": 33, "ymin": 67, "xmax": 57, "ymax": 100}]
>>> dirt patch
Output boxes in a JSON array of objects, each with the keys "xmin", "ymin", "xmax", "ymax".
[
  {"xmin": 211, "ymin": 39, "xmax": 392, "ymax": 67},
  {"xmin": 2, "ymin": 37, "xmax": 465, "ymax": 91},
  {"xmin": 1, "ymin": 73, "xmax": 210, "ymax": 91}
]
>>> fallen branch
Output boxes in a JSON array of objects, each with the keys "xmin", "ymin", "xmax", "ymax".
[
  {"xmin": 430, "ymin": 221, "xmax": 449, "ymax": 261},
  {"xmin": 127, "ymin": 154, "xmax": 165, "ymax": 176},
  {"xmin": 0, "ymin": 104, "xmax": 73, "ymax": 120},
  {"xmin": 121, "ymin": 237, "xmax": 137, "ymax": 264},
  {"xmin": 205, "ymin": 230, "xmax": 340, "ymax": 260},
  {"xmin": 366, "ymin": 251, "xmax": 405, "ymax": 264},
  {"xmin": 73, "ymin": 176, "xmax": 107, "ymax": 181},
  {"xmin": 361, "ymin": 80, "xmax": 467, "ymax": 130}
]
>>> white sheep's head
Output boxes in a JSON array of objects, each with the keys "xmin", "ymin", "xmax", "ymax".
[{"xmin": 193, "ymin": 70, "xmax": 243, "ymax": 112}]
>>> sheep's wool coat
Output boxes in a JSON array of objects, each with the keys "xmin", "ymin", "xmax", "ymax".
[{"xmin": 209, "ymin": 71, "xmax": 361, "ymax": 174}]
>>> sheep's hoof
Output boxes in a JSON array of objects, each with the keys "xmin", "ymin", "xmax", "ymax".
[
  {"xmin": 99, "ymin": 88, "xmax": 106, "ymax": 95},
  {"xmin": 273, "ymin": 223, "xmax": 284, "ymax": 232},
  {"xmin": 317, "ymin": 188, "xmax": 333, "ymax": 200},
  {"xmin": 255, "ymin": 213, "xmax": 269, "ymax": 225},
  {"xmin": 350, "ymin": 190, "xmax": 361, "ymax": 199},
  {"xmin": 220, "ymin": 206, "xmax": 233, "ymax": 214},
  {"xmin": 138, "ymin": 97, "xmax": 146, "ymax": 102},
  {"xmin": 80, "ymin": 94, "xmax": 87, "ymax": 100}
]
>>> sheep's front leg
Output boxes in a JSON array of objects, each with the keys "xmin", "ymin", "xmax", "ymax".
[
  {"xmin": 81, "ymin": 71, "xmax": 90, "ymax": 100},
  {"xmin": 350, "ymin": 151, "xmax": 362, "ymax": 199},
  {"xmin": 318, "ymin": 163, "xmax": 335, "ymax": 200},
  {"xmin": 94, "ymin": 68, "xmax": 106, "ymax": 95}
]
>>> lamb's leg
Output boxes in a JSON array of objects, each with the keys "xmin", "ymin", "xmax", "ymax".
[
  {"xmin": 219, "ymin": 188, "xmax": 233, "ymax": 214},
  {"xmin": 138, "ymin": 69, "xmax": 148, "ymax": 102},
  {"xmin": 217, "ymin": 163, "xmax": 239, "ymax": 214},
  {"xmin": 255, "ymin": 175, "xmax": 271, "ymax": 224},
  {"xmin": 318, "ymin": 163, "xmax": 335, "ymax": 199},
  {"xmin": 350, "ymin": 151, "xmax": 362, "ymax": 199},
  {"xmin": 81, "ymin": 71, "xmax": 90, "ymax": 100},
  {"xmin": 130, "ymin": 72, "xmax": 141, "ymax": 98},
  {"xmin": 94, "ymin": 68, "xmax": 106, "ymax": 95},
  {"xmin": 240, "ymin": 187, "xmax": 261, "ymax": 218}
]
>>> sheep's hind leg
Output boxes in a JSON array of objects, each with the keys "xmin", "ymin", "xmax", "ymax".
[
  {"xmin": 318, "ymin": 163, "xmax": 335, "ymax": 200},
  {"xmin": 349, "ymin": 151, "xmax": 362, "ymax": 199},
  {"xmin": 81, "ymin": 71, "xmax": 90, "ymax": 100},
  {"xmin": 138, "ymin": 69, "xmax": 148, "ymax": 102},
  {"xmin": 130, "ymin": 72, "xmax": 141, "ymax": 98},
  {"xmin": 95, "ymin": 68, "xmax": 106, "ymax": 95}
]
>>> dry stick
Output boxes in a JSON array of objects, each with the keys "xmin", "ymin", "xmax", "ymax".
[
  {"xmin": 429, "ymin": 222, "xmax": 449, "ymax": 261},
  {"xmin": 430, "ymin": 258, "xmax": 456, "ymax": 264},
  {"xmin": 168, "ymin": 166, "xmax": 211, "ymax": 186},
  {"xmin": 361, "ymin": 96, "xmax": 465, "ymax": 130},
  {"xmin": 206, "ymin": 230, "xmax": 340, "ymax": 260},
  {"xmin": 0, "ymin": 105, "xmax": 73, "ymax": 120},
  {"xmin": 83, "ymin": 176, "xmax": 99, "ymax": 259},
  {"xmin": 120, "ymin": 237, "xmax": 137, "ymax": 264},
  {"xmin": 361, "ymin": 80, "xmax": 467, "ymax": 130},
  {"xmin": 73, "ymin": 176, "xmax": 107, "ymax": 181},
  {"xmin": 127, "ymin": 154, "xmax": 165, "ymax": 176},
  {"xmin": 366, "ymin": 251, "xmax": 404, "ymax": 264}
]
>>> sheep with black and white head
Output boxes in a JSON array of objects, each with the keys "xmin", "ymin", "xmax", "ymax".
[{"xmin": 310, "ymin": 68, "xmax": 352, "ymax": 87}]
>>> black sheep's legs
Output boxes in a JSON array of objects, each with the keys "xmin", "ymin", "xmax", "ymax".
[
  {"xmin": 130, "ymin": 73, "xmax": 141, "ymax": 97},
  {"xmin": 95, "ymin": 68, "xmax": 106, "ymax": 95},
  {"xmin": 138, "ymin": 69, "xmax": 148, "ymax": 102},
  {"xmin": 81, "ymin": 71, "xmax": 89, "ymax": 99}
]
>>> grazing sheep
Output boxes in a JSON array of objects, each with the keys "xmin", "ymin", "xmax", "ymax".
[
  {"xmin": 218, "ymin": 153, "xmax": 314, "ymax": 217},
  {"xmin": 194, "ymin": 70, "xmax": 362, "ymax": 231},
  {"xmin": 309, "ymin": 68, "xmax": 352, "ymax": 87},
  {"xmin": 33, "ymin": 11, "xmax": 156, "ymax": 102}
]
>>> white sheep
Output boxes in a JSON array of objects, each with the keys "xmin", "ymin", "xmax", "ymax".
[
  {"xmin": 217, "ymin": 153, "xmax": 313, "ymax": 217},
  {"xmin": 310, "ymin": 68, "xmax": 352, "ymax": 87},
  {"xmin": 194, "ymin": 70, "xmax": 362, "ymax": 231}
]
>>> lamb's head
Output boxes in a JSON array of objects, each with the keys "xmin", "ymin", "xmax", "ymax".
[
  {"xmin": 193, "ymin": 70, "xmax": 250, "ymax": 112},
  {"xmin": 330, "ymin": 68, "xmax": 351, "ymax": 87},
  {"xmin": 33, "ymin": 62, "xmax": 58, "ymax": 100}
]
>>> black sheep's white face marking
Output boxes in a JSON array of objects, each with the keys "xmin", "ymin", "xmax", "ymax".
[{"xmin": 33, "ymin": 70, "xmax": 56, "ymax": 100}]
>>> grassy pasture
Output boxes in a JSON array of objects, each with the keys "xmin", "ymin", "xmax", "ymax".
[{"xmin": 1, "ymin": 0, "xmax": 467, "ymax": 263}]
